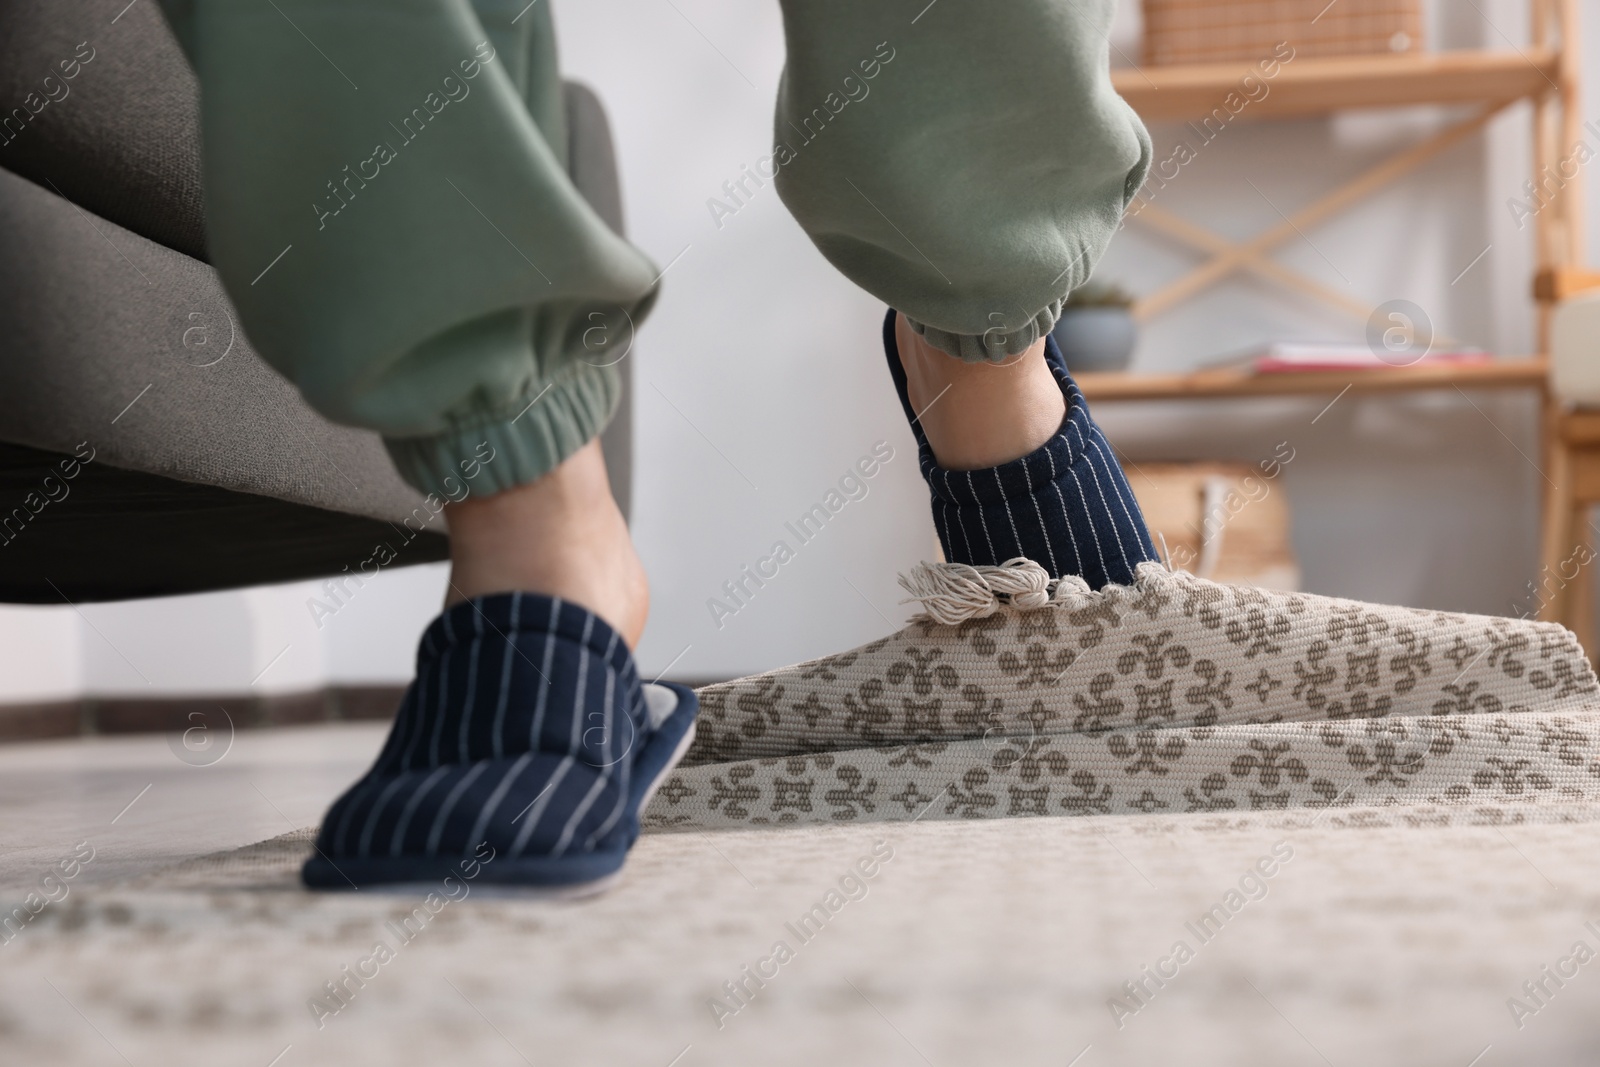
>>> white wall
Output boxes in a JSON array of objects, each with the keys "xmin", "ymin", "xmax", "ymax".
[
  {"xmin": 0, "ymin": 569, "xmax": 450, "ymax": 701},
  {"xmin": 0, "ymin": 0, "xmax": 1592, "ymax": 700},
  {"xmin": 553, "ymin": 0, "xmax": 936, "ymax": 681}
]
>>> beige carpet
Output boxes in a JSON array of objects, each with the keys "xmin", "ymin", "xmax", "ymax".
[
  {"xmin": 9, "ymin": 567, "xmax": 1600, "ymax": 1065},
  {"xmin": 6, "ymin": 806, "xmax": 1600, "ymax": 1066}
]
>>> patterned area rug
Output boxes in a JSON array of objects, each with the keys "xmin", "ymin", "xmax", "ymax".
[
  {"xmin": 657, "ymin": 563, "xmax": 1600, "ymax": 829},
  {"xmin": 8, "ymin": 566, "xmax": 1600, "ymax": 1065}
]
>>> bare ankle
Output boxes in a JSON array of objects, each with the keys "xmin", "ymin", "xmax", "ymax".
[
  {"xmin": 443, "ymin": 441, "xmax": 649, "ymax": 647},
  {"xmin": 895, "ymin": 313, "xmax": 1065, "ymax": 471}
]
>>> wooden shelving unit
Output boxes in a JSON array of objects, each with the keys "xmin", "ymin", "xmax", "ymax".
[
  {"xmin": 1088, "ymin": 0, "xmax": 1586, "ymax": 631},
  {"xmin": 1077, "ymin": 356, "xmax": 1549, "ymax": 402},
  {"xmin": 1088, "ymin": 3, "xmax": 1582, "ymax": 394},
  {"xmin": 1112, "ymin": 49, "xmax": 1561, "ymax": 122}
]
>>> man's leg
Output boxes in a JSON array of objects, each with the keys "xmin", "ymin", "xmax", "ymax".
[
  {"xmin": 893, "ymin": 315, "xmax": 1064, "ymax": 472},
  {"xmin": 162, "ymin": 0, "xmax": 653, "ymax": 636},
  {"xmin": 774, "ymin": 0, "xmax": 1157, "ymax": 587},
  {"xmin": 885, "ymin": 307, "xmax": 1158, "ymax": 588},
  {"xmin": 161, "ymin": 0, "xmax": 682, "ymax": 889},
  {"xmin": 445, "ymin": 439, "xmax": 648, "ymax": 646}
]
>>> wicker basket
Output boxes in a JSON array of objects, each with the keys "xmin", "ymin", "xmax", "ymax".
[
  {"xmin": 1141, "ymin": 0, "xmax": 1423, "ymax": 66},
  {"xmin": 1124, "ymin": 462, "xmax": 1300, "ymax": 591}
]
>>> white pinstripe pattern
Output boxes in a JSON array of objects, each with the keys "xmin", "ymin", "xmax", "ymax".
[
  {"xmin": 398, "ymin": 659, "xmax": 434, "ymax": 772},
  {"xmin": 457, "ymin": 608, "xmax": 484, "ymax": 762},
  {"xmin": 375, "ymin": 685, "xmax": 417, "ymax": 771},
  {"xmin": 335, "ymin": 684, "xmax": 429, "ymax": 848},
  {"xmin": 568, "ymin": 616, "xmax": 596, "ymax": 752},
  {"xmin": 427, "ymin": 612, "xmax": 456, "ymax": 767},
  {"xmin": 331, "ymin": 773, "xmax": 383, "ymax": 855},
  {"xmin": 508, "ymin": 755, "xmax": 575, "ymax": 857},
  {"xmin": 1066, "ymin": 392, "xmax": 1153, "ymax": 577},
  {"xmin": 1044, "ymin": 450, "xmax": 1081, "ymax": 574},
  {"xmin": 463, "ymin": 751, "xmax": 534, "ymax": 856},
  {"xmin": 598, "ymin": 629, "xmax": 620, "ymax": 675},
  {"xmin": 423, "ymin": 761, "xmax": 490, "ymax": 856},
  {"xmin": 962, "ymin": 470, "xmax": 998, "ymax": 561},
  {"xmin": 367, "ymin": 685, "xmax": 412, "ymax": 771},
  {"xmin": 1067, "ymin": 467, "xmax": 1109, "ymax": 578},
  {"xmin": 528, "ymin": 597, "xmax": 561, "ymax": 749},
  {"xmin": 388, "ymin": 764, "xmax": 452, "ymax": 856},
  {"xmin": 1079, "ymin": 436, "xmax": 1134, "ymax": 576},
  {"xmin": 594, "ymin": 631, "xmax": 621, "ymax": 764},
  {"xmin": 1067, "ymin": 417, "xmax": 1088, "ymax": 461},
  {"xmin": 994, "ymin": 468, "xmax": 1024, "ymax": 560},
  {"xmin": 941, "ymin": 498, "xmax": 970, "ymax": 561},
  {"xmin": 551, "ymin": 628, "xmax": 615, "ymax": 856},
  {"xmin": 1089, "ymin": 436, "xmax": 1150, "ymax": 563},
  {"xmin": 583, "ymin": 668, "xmax": 631, "ymax": 851},
  {"xmin": 355, "ymin": 774, "xmax": 411, "ymax": 857},
  {"xmin": 489, "ymin": 593, "xmax": 521, "ymax": 759},
  {"xmin": 551, "ymin": 763, "xmax": 609, "ymax": 858},
  {"xmin": 1026, "ymin": 484, "xmax": 1060, "ymax": 574}
]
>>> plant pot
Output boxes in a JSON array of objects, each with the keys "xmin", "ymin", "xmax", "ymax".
[{"xmin": 1051, "ymin": 307, "xmax": 1136, "ymax": 374}]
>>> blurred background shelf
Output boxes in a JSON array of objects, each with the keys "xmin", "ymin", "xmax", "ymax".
[
  {"xmin": 1076, "ymin": 356, "xmax": 1550, "ymax": 401},
  {"xmin": 1112, "ymin": 49, "xmax": 1564, "ymax": 122},
  {"xmin": 1099, "ymin": 0, "xmax": 1591, "ymax": 643}
]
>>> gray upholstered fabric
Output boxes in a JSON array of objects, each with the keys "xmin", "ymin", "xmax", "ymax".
[
  {"xmin": 0, "ymin": 0, "xmax": 207, "ymax": 261},
  {"xmin": 566, "ymin": 80, "xmax": 634, "ymax": 521},
  {"xmin": 565, "ymin": 82, "xmax": 626, "ymax": 239},
  {"xmin": 0, "ymin": 166, "xmax": 431, "ymax": 524}
]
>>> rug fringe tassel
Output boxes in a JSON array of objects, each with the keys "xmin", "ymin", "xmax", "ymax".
[{"xmin": 897, "ymin": 558, "xmax": 1108, "ymax": 625}]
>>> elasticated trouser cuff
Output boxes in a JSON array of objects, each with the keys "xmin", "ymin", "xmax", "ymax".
[
  {"xmin": 384, "ymin": 360, "xmax": 620, "ymax": 499},
  {"xmin": 904, "ymin": 300, "xmax": 1068, "ymax": 364}
]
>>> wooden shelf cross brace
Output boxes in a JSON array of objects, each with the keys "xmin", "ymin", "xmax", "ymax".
[{"xmin": 1128, "ymin": 100, "xmax": 1516, "ymax": 324}]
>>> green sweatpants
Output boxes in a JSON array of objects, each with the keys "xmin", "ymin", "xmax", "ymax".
[{"xmin": 158, "ymin": 0, "xmax": 1150, "ymax": 498}]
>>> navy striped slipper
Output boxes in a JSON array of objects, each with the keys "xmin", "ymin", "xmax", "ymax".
[
  {"xmin": 884, "ymin": 308, "xmax": 1159, "ymax": 589},
  {"xmin": 302, "ymin": 594, "xmax": 696, "ymax": 893}
]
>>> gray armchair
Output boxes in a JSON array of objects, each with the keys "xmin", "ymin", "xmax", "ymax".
[{"xmin": 0, "ymin": 0, "xmax": 632, "ymax": 603}]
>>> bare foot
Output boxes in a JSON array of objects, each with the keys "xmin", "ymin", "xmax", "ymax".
[
  {"xmin": 895, "ymin": 312, "xmax": 1065, "ymax": 470},
  {"xmin": 443, "ymin": 440, "xmax": 649, "ymax": 648}
]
